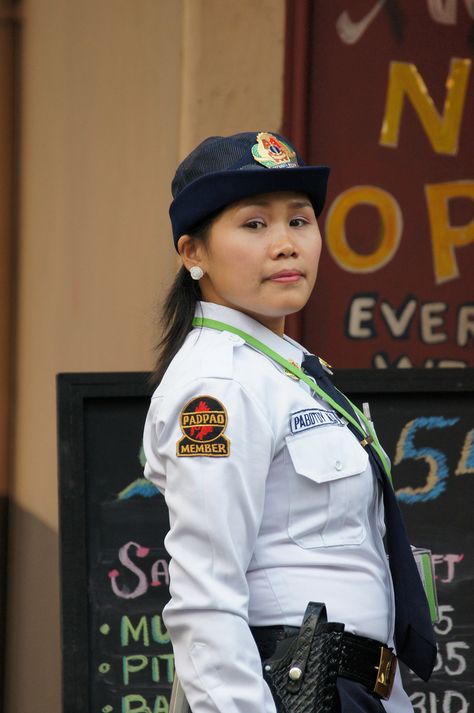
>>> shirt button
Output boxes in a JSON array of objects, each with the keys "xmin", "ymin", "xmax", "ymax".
[{"xmin": 335, "ymin": 460, "xmax": 343, "ymax": 471}]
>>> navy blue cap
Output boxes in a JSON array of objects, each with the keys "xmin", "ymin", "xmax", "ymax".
[{"xmin": 169, "ymin": 131, "xmax": 330, "ymax": 250}]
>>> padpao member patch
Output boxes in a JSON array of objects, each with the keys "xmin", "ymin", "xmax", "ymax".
[{"xmin": 177, "ymin": 396, "xmax": 230, "ymax": 457}]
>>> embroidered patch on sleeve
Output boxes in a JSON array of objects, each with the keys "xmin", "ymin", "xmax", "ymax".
[{"xmin": 177, "ymin": 396, "xmax": 230, "ymax": 457}]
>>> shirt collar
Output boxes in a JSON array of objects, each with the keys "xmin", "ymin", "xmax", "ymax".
[{"xmin": 195, "ymin": 301, "xmax": 306, "ymax": 366}]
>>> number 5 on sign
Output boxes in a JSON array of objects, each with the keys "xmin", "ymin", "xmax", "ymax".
[
  {"xmin": 434, "ymin": 605, "xmax": 454, "ymax": 636},
  {"xmin": 394, "ymin": 417, "xmax": 459, "ymax": 502},
  {"xmin": 433, "ymin": 641, "xmax": 470, "ymax": 677},
  {"xmin": 394, "ymin": 417, "xmax": 474, "ymax": 503}
]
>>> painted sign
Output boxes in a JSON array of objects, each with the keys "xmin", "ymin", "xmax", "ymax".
[{"xmin": 300, "ymin": 0, "xmax": 473, "ymax": 368}]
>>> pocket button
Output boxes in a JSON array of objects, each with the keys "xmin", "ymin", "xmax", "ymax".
[{"xmin": 335, "ymin": 460, "xmax": 343, "ymax": 471}]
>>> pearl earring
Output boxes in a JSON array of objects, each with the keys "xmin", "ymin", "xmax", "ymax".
[{"xmin": 190, "ymin": 266, "xmax": 204, "ymax": 280}]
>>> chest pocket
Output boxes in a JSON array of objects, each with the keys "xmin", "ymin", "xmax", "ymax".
[{"xmin": 285, "ymin": 425, "xmax": 371, "ymax": 548}]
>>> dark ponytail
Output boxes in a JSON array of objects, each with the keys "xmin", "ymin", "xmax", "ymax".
[
  {"xmin": 149, "ymin": 266, "xmax": 200, "ymax": 385},
  {"xmin": 149, "ymin": 216, "xmax": 215, "ymax": 386}
]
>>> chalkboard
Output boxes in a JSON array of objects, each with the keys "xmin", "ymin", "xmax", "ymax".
[{"xmin": 57, "ymin": 370, "xmax": 474, "ymax": 713}]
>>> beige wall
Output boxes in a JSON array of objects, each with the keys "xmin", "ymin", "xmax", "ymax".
[{"xmin": 5, "ymin": 0, "xmax": 285, "ymax": 710}]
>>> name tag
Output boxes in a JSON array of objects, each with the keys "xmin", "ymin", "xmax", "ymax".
[{"xmin": 290, "ymin": 408, "xmax": 345, "ymax": 434}]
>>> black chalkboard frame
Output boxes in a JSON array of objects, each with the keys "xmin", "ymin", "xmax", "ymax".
[
  {"xmin": 57, "ymin": 372, "xmax": 151, "ymax": 713},
  {"xmin": 57, "ymin": 369, "xmax": 474, "ymax": 713}
]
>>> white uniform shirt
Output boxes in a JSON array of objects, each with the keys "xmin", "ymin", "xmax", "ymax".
[{"xmin": 143, "ymin": 302, "xmax": 413, "ymax": 713}]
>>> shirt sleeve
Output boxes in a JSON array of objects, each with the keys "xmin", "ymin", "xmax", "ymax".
[{"xmin": 143, "ymin": 376, "xmax": 278, "ymax": 713}]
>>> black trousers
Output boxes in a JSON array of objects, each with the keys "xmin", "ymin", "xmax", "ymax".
[{"xmin": 335, "ymin": 677, "xmax": 385, "ymax": 713}]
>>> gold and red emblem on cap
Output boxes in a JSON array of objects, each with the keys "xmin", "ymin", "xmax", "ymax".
[{"xmin": 251, "ymin": 132, "xmax": 298, "ymax": 169}]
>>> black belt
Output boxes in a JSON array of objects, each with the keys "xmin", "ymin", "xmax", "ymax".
[{"xmin": 250, "ymin": 624, "xmax": 397, "ymax": 699}]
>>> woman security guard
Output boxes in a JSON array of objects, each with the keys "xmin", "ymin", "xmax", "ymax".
[{"xmin": 142, "ymin": 132, "xmax": 436, "ymax": 713}]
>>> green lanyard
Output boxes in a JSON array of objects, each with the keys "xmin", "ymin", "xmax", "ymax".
[{"xmin": 193, "ymin": 316, "xmax": 393, "ymax": 485}]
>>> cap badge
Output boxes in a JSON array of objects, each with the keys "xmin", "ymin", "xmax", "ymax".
[{"xmin": 251, "ymin": 132, "xmax": 298, "ymax": 169}]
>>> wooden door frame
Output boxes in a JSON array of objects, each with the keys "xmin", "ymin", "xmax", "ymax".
[
  {"xmin": 0, "ymin": 1, "xmax": 21, "ymax": 706},
  {"xmin": 282, "ymin": 0, "xmax": 313, "ymax": 341}
]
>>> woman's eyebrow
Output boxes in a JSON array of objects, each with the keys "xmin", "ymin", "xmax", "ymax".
[
  {"xmin": 237, "ymin": 199, "xmax": 271, "ymax": 208},
  {"xmin": 288, "ymin": 199, "xmax": 312, "ymax": 209},
  {"xmin": 238, "ymin": 198, "xmax": 313, "ymax": 209}
]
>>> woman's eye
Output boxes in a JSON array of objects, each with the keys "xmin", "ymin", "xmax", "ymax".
[
  {"xmin": 244, "ymin": 220, "xmax": 265, "ymax": 229},
  {"xmin": 289, "ymin": 217, "xmax": 308, "ymax": 227}
]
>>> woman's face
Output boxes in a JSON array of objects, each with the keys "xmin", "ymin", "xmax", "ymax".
[{"xmin": 181, "ymin": 191, "xmax": 323, "ymax": 335}]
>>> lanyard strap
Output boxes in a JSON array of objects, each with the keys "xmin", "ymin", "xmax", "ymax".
[{"xmin": 192, "ymin": 316, "xmax": 393, "ymax": 485}]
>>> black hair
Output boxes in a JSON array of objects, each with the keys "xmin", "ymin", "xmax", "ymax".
[{"xmin": 149, "ymin": 215, "xmax": 216, "ymax": 386}]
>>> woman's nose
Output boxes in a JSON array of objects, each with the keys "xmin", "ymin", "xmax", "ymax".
[{"xmin": 270, "ymin": 227, "xmax": 298, "ymax": 258}]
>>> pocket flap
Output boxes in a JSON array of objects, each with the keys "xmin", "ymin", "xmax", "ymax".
[{"xmin": 286, "ymin": 426, "xmax": 369, "ymax": 483}]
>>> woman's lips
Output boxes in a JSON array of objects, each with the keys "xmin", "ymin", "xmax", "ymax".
[{"xmin": 267, "ymin": 270, "xmax": 303, "ymax": 283}]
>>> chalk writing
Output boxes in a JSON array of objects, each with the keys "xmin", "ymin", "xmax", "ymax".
[
  {"xmin": 109, "ymin": 543, "xmax": 149, "ymax": 599},
  {"xmin": 409, "ymin": 601, "xmax": 471, "ymax": 709},
  {"xmin": 121, "ymin": 695, "xmax": 169, "ymax": 713},
  {"xmin": 121, "ymin": 615, "xmax": 170, "ymax": 647},
  {"xmin": 434, "ymin": 605, "xmax": 456, "ymax": 636},
  {"xmin": 122, "ymin": 654, "xmax": 174, "ymax": 685},
  {"xmin": 433, "ymin": 641, "xmax": 470, "ymax": 676},
  {"xmin": 411, "ymin": 690, "xmax": 469, "ymax": 712},
  {"xmin": 431, "ymin": 557, "xmax": 464, "ymax": 584},
  {"xmin": 109, "ymin": 542, "xmax": 170, "ymax": 599}
]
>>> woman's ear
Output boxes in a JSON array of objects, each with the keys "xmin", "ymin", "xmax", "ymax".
[{"xmin": 177, "ymin": 235, "xmax": 206, "ymax": 271}]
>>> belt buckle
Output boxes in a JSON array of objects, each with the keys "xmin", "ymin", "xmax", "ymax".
[{"xmin": 373, "ymin": 646, "xmax": 397, "ymax": 699}]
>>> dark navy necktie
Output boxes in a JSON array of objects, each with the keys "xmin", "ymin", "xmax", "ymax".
[{"xmin": 301, "ymin": 354, "xmax": 436, "ymax": 681}]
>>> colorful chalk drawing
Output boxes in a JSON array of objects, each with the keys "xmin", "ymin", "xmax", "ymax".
[
  {"xmin": 117, "ymin": 444, "xmax": 160, "ymax": 500},
  {"xmin": 118, "ymin": 478, "xmax": 159, "ymax": 500}
]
